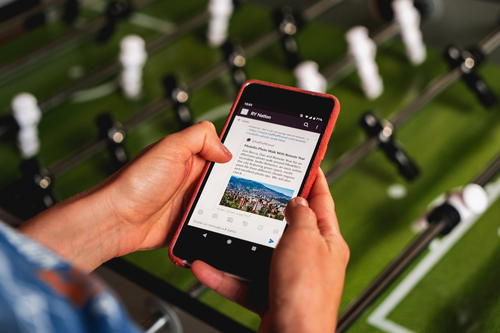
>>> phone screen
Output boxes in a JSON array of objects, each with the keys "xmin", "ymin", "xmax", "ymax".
[
  {"xmin": 172, "ymin": 82, "xmax": 336, "ymax": 279},
  {"xmin": 188, "ymin": 103, "xmax": 324, "ymax": 246}
]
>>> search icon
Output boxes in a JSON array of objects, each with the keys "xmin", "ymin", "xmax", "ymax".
[{"xmin": 303, "ymin": 122, "xmax": 309, "ymax": 127}]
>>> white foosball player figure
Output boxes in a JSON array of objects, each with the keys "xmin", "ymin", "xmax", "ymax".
[
  {"xmin": 11, "ymin": 93, "xmax": 42, "ymax": 159},
  {"xmin": 346, "ymin": 26, "xmax": 384, "ymax": 100},
  {"xmin": 446, "ymin": 184, "xmax": 489, "ymax": 220},
  {"xmin": 294, "ymin": 60, "xmax": 327, "ymax": 93},
  {"xmin": 207, "ymin": 0, "xmax": 234, "ymax": 47},
  {"xmin": 392, "ymin": 0, "xmax": 426, "ymax": 65},
  {"xmin": 119, "ymin": 35, "xmax": 147, "ymax": 100},
  {"xmin": 413, "ymin": 183, "xmax": 489, "ymax": 233}
]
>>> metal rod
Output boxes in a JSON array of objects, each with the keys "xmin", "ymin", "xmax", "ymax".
[
  {"xmin": 474, "ymin": 153, "xmax": 500, "ymax": 186},
  {"xmin": 303, "ymin": 0, "xmax": 345, "ymax": 20},
  {"xmin": 325, "ymin": 25, "xmax": 500, "ymax": 184},
  {"xmin": 390, "ymin": 68, "xmax": 461, "ymax": 128},
  {"xmin": 325, "ymin": 138, "xmax": 378, "ymax": 183},
  {"xmin": 122, "ymin": 98, "xmax": 170, "ymax": 131},
  {"xmin": 336, "ymin": 152, "xmax": 500, "ymax": 332},
  {"xmin": 50, "ymin": 140, "xmax": 107, "ymax": 176},
  {"xmin": 479, "ymin": 26, "xmax": 500, "ymax": 55}
]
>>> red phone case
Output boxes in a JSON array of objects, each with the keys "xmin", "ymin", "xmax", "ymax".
[{"xmin": 168, "ymin": 79, "xmax": 340, "ymax": 267}]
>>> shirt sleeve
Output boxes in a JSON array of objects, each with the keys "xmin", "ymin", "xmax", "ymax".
[{"xmin": 0, "ymin": 221, "xmax": 142, "ymax": 333}]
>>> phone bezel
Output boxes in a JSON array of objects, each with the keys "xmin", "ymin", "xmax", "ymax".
[{"xmin": 170, "ymin": 80, "xmax": 339, "ymax": 281}]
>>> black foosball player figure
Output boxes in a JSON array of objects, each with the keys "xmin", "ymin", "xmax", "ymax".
[
  {"xmin": 0, "ymin": 92, "xmax": 54, "ymax": 219},
  {"xmin": 273, "ymin": 6, "xmax": 327, "ymax": 93},
  {"xmin": 162, "ymin": 75, "xmax": 193, "ymax": 130},
  {"xmin": 62, "ymin": 0, "xmax": 80, "ymax": 25},
  {"xmin": 96, "ymin": 113, "xmax": 129, "ymax": 172},
  {"xmin": 221, "ymin": 40, "xmax": 247, "ymax": 92},
  {"xmin": 0, "ymin": 115, "xmax": 18, "ymax": 142},
  {"xmin": 444, "ymin": 45, "xmax": 497, "ymax": 108},
  {"xmin": 360, "ymin": 111, "xmax": 420, "ymax": 181},
  {"xmin": 273, "ymin": 6, "xmax": 303, "ymax": 70},
  {"xmin": 0, "ymin": 158, "xmax": 55, "ymax": 220},
  {"xmin": 96, "ymin": 0, "xmax": 134, "ymax": 42}
]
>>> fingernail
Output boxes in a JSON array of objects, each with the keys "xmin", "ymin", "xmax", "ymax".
[
  {"xmin": 221, "ymin": 144, "xmax": 232, "ymax": 157},
  {"xmin": 292, "ymin": 197, "xmax": 308, "ymax": 207}
]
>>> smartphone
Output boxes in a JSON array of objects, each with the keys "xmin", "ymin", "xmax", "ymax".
[{"xmin": 169, "ymin": 80, "xmax": 340, "ymax": 281}]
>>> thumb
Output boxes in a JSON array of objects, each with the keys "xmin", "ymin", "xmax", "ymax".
[
  {"xmin": 285, "ymin": 197, "xmax": 318, "ymax": 231},
  {"xmin": 160, "ymin": 121, "xmax": 232, "ymax": 163}
]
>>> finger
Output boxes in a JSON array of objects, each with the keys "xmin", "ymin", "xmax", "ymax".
[
  {"xmin": 191, "ymin": 261, "xmax": 249, "ymax": 305},
  {"xmin": 161, "ymin": 121, "xmax": 232, "ymax": 163},
  {"xmin": 308, "ymin": 168, "xmax": 340, "ymax": 237},
  {"xmin": 285, "ymin": 197, "xmax": 318, "ymax": 231}
]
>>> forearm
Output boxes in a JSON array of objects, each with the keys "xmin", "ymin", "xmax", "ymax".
[{"xmin": 19, "ymin": 185, "xmax": 125, "ymax": 271}]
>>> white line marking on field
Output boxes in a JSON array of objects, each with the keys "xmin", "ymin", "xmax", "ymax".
[
  {"xmin": 71, "ymin": 82, "xmax": 117, "ymax": 103},
  {"xmin": 367, "ymin": 179, "xmax": 500, "ymax": 333},
  {"xmin": 129, "ymin": 13, "xmax": 175, "ymax": 34},
  {"xmin": 195, "ymin": 103, "xmax": 231, "ymax": 122}
]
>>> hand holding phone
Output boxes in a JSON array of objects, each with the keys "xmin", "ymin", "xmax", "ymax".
[
  {"xmin": 192, "ymin": 169, "xmax": 349, "ymax": 332},
  {"xmin": 170, "ymin": 80, "xmax": 340, "ymax": 281}
]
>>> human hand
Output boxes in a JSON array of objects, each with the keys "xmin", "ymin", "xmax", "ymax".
[
  {"xmin": 105, "ymin": 121, "xmax": 232, "ymax": 254},
  {"xmin": 21, "ymin": 121, "xmax": 231, "ymax": 270},
  {"xmin": 192, "ymin": 168, "xmax": 349, "ymax": 332}
]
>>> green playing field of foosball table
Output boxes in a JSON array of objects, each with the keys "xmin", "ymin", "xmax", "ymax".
[{"xmin": 0, "ymin": 1, "xmax": 499, "ymax": 332}]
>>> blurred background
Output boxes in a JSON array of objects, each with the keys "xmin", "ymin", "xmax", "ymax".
[{"xmin": 0, "ymin": 0, "xmax": 499, "ymax": 332}]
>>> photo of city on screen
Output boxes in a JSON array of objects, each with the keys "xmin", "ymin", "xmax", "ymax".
[{"xmin": 219, "ymin": 176, "xmax": 293, "ymax": 221}]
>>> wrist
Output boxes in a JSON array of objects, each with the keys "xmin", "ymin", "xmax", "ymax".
[
  {"xmin": 20, "ymin": 185, "xmax": 126, "ymax": 271},
  {"xmin": 260, "ymin": 304, "xmax": 336, "ymax": 333}
]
